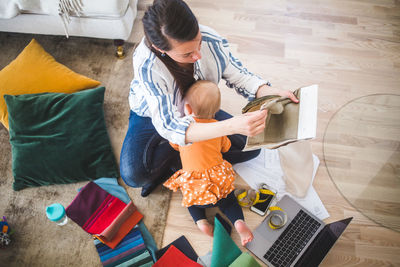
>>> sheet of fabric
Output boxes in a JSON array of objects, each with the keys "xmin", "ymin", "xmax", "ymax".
[
  {"xmin": 66, "ymin": 182, "xmax": 110, "ymax": 227},
  {"xmin": 200, "ymin": 216, "xmax": 260, "ymax": 267},
  {"xmin": 83, "ymin": 196, "xmax": 126, "ymax": 234},
  {"xmin": 94, "ymin": 226, "xmax": 153, "ymax": 267},
  {"xmin": 229, "ymin": 252, "xmax": 260, "ymax": 267},
  {"xmin": 137, "ymin": 221, "xmax": 158, "ymax": 263},
  {"xmin": 164, "ymin": 118, "xmax": 235, "ymax": 207},
  {"xmin": 198, "ymin": 251, "xmax": 212, "ymax": 267},
  {"xmin": 155, "ymin": 235, "xmax": 198, "ymax": 262},
  {"xmin": 278, "ymin": 141, "xmax": 314, "ymax": 198},
  {"xmin": 91, "ymin": 178, "xmax": 158, "ymax": 260},
  {"xmin": 95, "ymin": 210, "xmax": 143, "ymax": 249},
  {"xmin": 210, "ymin": 216, "xmax": 242, "ymax": 267},
  {"xmin": 215, "ymin": 213, "xmax": 232, "ymax": 235},
  {"xmin": 115, "ymin": 251, "xmax": 153, "ymax": 267},
  {"xmin": 153, "ymin": 245, "xmax": 202, "ymax": 267},
  {"xmin": 198, "ymin": 251, "xmax": 260, "ymax": 267},
  {"xmin": 242, "ymin": 95, "xmax": 292, "ymax": 114},
  {"xmin": 94, "ymin": 178, "xmax": 131, "ymax": 204},
  {"xmin": 67, "ymin": 181, "xmax": 143, "ymax": 249},
  {"xmin": 99, "ymin": 202, "xmax": 136, "ymax": 242},
  {"xmin": 243, "ymin": 89, "xmax": 301, "ymax": 149}
]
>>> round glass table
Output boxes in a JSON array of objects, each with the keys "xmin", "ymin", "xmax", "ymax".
[{"xmin": 323, "ymin": 94, "xmax": 400, "ymax": 232}]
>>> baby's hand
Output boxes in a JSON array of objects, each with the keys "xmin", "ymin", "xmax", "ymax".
[{"xmin": 230, "ymin": 109, "xmax": 268, "ymax": 137}]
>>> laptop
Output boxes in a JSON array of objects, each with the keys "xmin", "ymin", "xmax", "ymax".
[{"xmin": 246, "ymin": 195, "xmax": 352, "ymax": 267}]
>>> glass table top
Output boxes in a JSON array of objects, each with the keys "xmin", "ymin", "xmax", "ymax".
[{"xmin": 323, "ymin": 94, "xmax": 400, "ymax": 232}]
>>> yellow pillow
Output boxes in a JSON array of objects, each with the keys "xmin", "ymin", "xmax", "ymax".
[{"xmin": 0, "ymin": 39, "xmax": 101, "ymax": 129}]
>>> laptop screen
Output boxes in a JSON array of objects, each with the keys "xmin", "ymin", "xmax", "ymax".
[{"xmin": 294, "ymin": 217, "xmax": 352, "ymax": 267}]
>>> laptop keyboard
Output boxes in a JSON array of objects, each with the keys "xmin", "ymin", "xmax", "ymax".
[{"xmin": 263, "ymin": 210, "xmax": 321, "ymax": 267}]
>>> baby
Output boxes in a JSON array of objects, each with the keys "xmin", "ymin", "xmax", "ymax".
[{"xmin": 163, "ymin": 80, "xmax": 253, "ymax": 246}]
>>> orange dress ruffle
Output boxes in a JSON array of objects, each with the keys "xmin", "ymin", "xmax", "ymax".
[{"xmin": 163, "ymin": 160, "xmax": 235, "ymax": 207}]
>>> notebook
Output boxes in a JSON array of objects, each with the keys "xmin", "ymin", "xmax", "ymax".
[
  {"xmin": 246, "ymin": 195, "xmax": 352, "ymax": 267},
  {"xmin": 243, "ymin": 84, "xmax": 318, "ymax": 151}
]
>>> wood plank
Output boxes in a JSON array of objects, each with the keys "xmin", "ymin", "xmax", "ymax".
[{"xmin": 127, "ymin": 0, "xmax": 400, "ymax": 265}]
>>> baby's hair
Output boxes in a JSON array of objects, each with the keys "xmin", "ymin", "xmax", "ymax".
[{"xmin": 185, "ymin": 80, "xmax": 221, "ymax": 119}]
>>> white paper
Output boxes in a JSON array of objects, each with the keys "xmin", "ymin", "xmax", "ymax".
[
  {"xmin": 297, "ymin": 84, "xmax": 318, "ymax": 140},
  {"xmin": 281, "ymin": 186, "xmax": 329, "ymax": 221},
  {"xmin": 233, "ymin": 148, "xmax": 330, "ymax": 220}
]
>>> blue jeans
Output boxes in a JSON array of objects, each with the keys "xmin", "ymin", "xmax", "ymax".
[
  {"xmin": 119, "ymin": 110, "xmax": 260, "ymax": 188},
  {"xmin": 187, "ymin": 191, "xmax": 244, "ymax": 224}
]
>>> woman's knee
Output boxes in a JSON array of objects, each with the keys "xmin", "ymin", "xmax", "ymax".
[
  {"xmin": 119, "ymin": 153, "xmax": 148, "ymax": 187},
  {"xmin": 120, "ymin": 164, "xmax": 148, "ymax": 188}
]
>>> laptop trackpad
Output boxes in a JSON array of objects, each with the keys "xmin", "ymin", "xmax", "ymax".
[
  {"xmin": 246, "ymin": 226, "xmax": 272, "ymax": 259},
  {"xmin": 246, "ymin": 215, "xmax": 286, "ymax": 257}
]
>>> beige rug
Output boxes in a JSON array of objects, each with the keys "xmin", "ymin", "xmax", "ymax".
[{"xmin": 0, "ymin": 33, "xmax": 171, "ymax": 266}]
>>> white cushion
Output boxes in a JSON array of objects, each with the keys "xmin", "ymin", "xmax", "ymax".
[
  {"xmin": 79, "ymin": 0, "xmax": 130, "ymax": 17},
  {"xmin": 1, "ymin": 0, "xmax": 131, "ymax": 18},
  {"xmin": 0, "ymin": 0, "xmax": 137, "ymax": 40}
]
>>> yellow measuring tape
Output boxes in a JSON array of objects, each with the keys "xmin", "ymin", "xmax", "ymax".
[
  {"xmin": 236, "ymin": 188, "xmax": 276, "ymax": 207},
  {"xmin": 235, "ymin": 185, "xmax": 287, "ymax": 230},
  {"xmin": 267, "ymin": 206, "xmax": 288, "ymax": 230}
]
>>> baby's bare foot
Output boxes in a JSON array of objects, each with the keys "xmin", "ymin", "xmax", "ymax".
[
  {"xmin": 196, "ymin": 219, "xmax": 214, "ymax": 237},
  {"xmin": 234, "ymin": 219, "xmax": 254, "ymax": 246}
]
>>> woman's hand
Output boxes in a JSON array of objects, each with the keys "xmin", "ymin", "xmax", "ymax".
[
  {"xmin": 256, "ymin": 84, "xmax": 299, "ymax": 103},
  {"xmin": 228, "ymin": 109, "xmax": 268, "ymax": 137}
]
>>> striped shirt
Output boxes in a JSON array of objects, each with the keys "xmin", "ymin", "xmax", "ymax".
[{"xmin": 129, "ymin": 25, "xmax": 267, "ymax": 146}]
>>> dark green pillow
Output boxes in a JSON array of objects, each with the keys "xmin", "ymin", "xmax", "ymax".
[{"xmin": 4, "ymin": 87, "xmax": 119, "ymax": 191}]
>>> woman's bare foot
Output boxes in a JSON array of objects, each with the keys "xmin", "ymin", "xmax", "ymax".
[
  {"xmin": 234, "ymin": 219, "xmax": 254, "ymax": 246},
  {"xmin": 196, "ymin": 219, "xmax": 214, "ymax": 237}
]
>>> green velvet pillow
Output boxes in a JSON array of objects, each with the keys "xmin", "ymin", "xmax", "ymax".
[{"xmin": 4, "ymin": 87, "xmax": 119, "ymax": 191}]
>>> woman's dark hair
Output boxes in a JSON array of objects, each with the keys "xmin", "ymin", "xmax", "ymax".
[{"xmin": 142, "ymin": 0, "xmax": 199, "ymax": 96}]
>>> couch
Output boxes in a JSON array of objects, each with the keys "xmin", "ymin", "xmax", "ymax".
[{"xmin": 0, "ymin": 0, "xmax": 138, "ymax": 58}]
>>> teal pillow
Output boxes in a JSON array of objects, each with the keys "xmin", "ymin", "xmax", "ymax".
[{"xmin": 4, "ymin": 87, "xmax": 119, "ymax": 191}]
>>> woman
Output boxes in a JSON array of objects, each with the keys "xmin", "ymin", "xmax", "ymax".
[{"xmin": 120, "ymin": 0, "xmax": 298, "ymax": 197}]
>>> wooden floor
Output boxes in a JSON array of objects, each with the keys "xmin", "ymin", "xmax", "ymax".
[
  {"xmin": 130, "ymin": 0, "xmax": 400, "ymax": 266},
  {"xmin": 324, "ymin": 94, "xmax": 400, "ymax": 233}
]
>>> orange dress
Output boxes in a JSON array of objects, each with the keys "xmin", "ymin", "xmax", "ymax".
[{"xmin": 163, "ymin": 118, "xmax": 236, "ymax": 207}]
